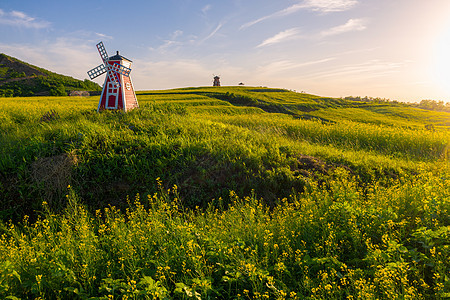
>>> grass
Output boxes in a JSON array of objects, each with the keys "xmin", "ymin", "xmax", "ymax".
[
  {"xmin": 308, "ymin": 106, "xmax": 450, "ymax": 129},
  {"xmin": 0, "ymin": 87, "xmax": 449, "ymax": 299},
  {"xmin": 0, "ymin": 173, "xmax": 448, "ymax": 299}
]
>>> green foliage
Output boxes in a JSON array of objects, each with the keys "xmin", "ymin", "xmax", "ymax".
[
  {"xmin": 0, "ymin": 74, "xmax": 101, "ymax": 97},
  {"xmin": 415, "ymin": 100, "xmax": 450, "ymax": 113},
  {"xmin": 0, "ymin": 89, "xmax": 449, "ymax": 218},
  {"xmin": 344, "ymin": 96, "xmax": 450, "ymax": 113},
  {"xmin": 0, "ymin": 86, "xmax": 448, "ymax": 298},
  {"xmin": 0, "ymin": 173, "xmax": 448, "ymax": 299},
  {"xmin": 0, "ymin": 53, "xmax": 101, "ymax": 97}
]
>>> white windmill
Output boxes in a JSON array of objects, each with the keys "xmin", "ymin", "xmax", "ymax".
[{"xmin": 87, "ymin": 41, "xmax": 138, "ymax": 112}]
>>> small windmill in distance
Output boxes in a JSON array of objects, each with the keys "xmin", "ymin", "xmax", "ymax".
[
  {"xmin": 87, "ymin": 41, "xmax": 139, "ymax": 112},
  {"xmin": 213, "ymin": 75, "xmax": 221, "ymax": 87}
]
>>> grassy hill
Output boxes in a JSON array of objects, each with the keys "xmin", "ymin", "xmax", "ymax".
[
  {"xmin": 0, "ymin": 53, "xmax": 101, "ymax": 97},
  {"xmin": 0, "ymin": 87, "xmax": 448, "ymax": 299}
]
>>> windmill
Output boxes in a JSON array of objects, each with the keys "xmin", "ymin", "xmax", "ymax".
[
  {"xmin": 87, "ymin": 41, "xmax": 139, "ymax": 112},
  {"xmin": 213, "ymin": 75, "xmax": 221, "ymax": 87}
]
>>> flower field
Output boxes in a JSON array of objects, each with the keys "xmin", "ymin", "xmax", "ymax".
[{"xmin": 0, "ymin": 87, "xmax": 449, "ymax": 299}]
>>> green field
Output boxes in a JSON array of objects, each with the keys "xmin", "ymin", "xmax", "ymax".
[{"xmin": 0, "ymin": 87, "xmax": 449, "ymax": 299}]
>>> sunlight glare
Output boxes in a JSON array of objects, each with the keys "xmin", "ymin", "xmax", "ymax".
[{"xmin": 432, "ymin": 23, "xmax": 450, "ymax": 95}]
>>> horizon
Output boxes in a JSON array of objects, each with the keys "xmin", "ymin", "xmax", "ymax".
[{"xmin": 1, "ymin": 0, "xmax": 450, "ymax": 102}]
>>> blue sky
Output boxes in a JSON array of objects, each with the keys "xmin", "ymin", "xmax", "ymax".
[{"xmin": 1, "ymin": 0, "xmax": 450, "ymax": 102}]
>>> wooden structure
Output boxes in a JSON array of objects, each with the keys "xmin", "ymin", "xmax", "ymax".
[
  {"xmin": 213, "ymin": 75, "xmax": 221, "ymax": 87},
  {"xmin": 87, "ymin": 42, "xmax": 138, "ymax": 112}
]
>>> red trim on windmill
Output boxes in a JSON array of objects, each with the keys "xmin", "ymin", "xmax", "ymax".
[{"xmin": 87, "ymin": 42, "xmax": 139, "ymax": 112}]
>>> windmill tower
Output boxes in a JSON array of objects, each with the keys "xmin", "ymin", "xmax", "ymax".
[
  {"xmin": 213, "ymin": 75, "xmax": 221, "ymax": 87},
  {"xmin": 87, "ymin": 42, "xmax": 139, "ymax": 112}
]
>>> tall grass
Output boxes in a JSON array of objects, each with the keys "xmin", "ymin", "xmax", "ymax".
[
  {"xmin": 202, "ymin": 113, "xmax": 449, "ymax": 161},
  {"xmin": 0, "ymin": 92, "xmax": 448, "ymax": 218},
  {"xmin": 0, "ymin": 171, "xmax": 448, "ymax": 299},
  {"xmin": 0, "ymin": 89, "xmax": 448, "ymax": 298}
]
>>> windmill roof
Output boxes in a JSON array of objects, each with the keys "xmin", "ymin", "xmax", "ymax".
[{"xmin": 108, "ymin": 51, "xmax": 132, "ymax": 62}]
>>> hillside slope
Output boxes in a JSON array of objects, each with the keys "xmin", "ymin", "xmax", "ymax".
[
  {"xmin": 0, "ymin": 53, "xmax": 101, "ymax": 96},
  {"xmin": 0, "ymin": 87, "xmax": 448, "ymax": 219},
  {"xmin": 140, "ymin": 87, "xmax": 450, "ymax": 128},
  {"xmin": 0, "ymin": 88, "xmax": 448, "ymax": 299}
]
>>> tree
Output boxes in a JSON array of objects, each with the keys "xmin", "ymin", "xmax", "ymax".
[{"xmin": 50, "ymin": 83, "xmax": 66, "ymax": 96}]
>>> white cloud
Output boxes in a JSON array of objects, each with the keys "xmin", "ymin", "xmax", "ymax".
[
  {"xmin": 94, "ymin": 32, "xmax": 113, "ymax": 40},
  {"xmin": 0, "ymin": 37, "xmax": 108, "ymax": 83},
  {"xmin": 171, "ymin": 30, "xmax": 184, "ymax": 39},
  {"xmin": 150, "ymin": 30, "xmax": 186, "ymax": 53},
  {"xmin": 302, "ymin": 0, "xmax": 359, "ymax": 13},
  {"xmin": 256, "ymin": 58, "xmax": 336, "ymax": 75},
  {"xmin": 241, "ymin": 0, "xmax": 358, "ymax": 29},
  {"xmin": 10, "ymin": 11, "xmax": 30, "ymax": 20},
  {"xmin": 240, "ymin": 4, "xmax": 304, "ymax": 29},
  {"xmin": 200, "ymin": 22, "xmax": 224, "ymax": 43},
  {"xmin": 0, "ymin": 9, "xmax": 50, "ymax": 29},
  {"xmin": 257, "ymin": 28, "xmax": 301, "ymax": 47},
  {"xmin": 321, "ymin": 18, "xmax": 367, "ymax": 36},
  {"xmin": 304, "ymin": 59, "xmax": 405, "ymax": 80},
  {"xmin": 293, "ymin": 57, "xmax": 336, "ymax": 69},
  {"xmin": 202, "ymin": 4, "xmax": 212, "ymax": 14},
  {"xmin": 158, "ymin": 40, "xmax": 183, "ymax": 52}
]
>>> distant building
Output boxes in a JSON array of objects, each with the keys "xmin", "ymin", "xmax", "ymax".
[
  {"xmin": 69, "ymin": 90, "xmax": 90, "ymax": 97},
  {"xmin": 213, "ymin": 75, "xmax": 221, "ymax": 87}
]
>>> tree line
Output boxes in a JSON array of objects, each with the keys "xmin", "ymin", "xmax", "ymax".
[
  {"xmin": 0, "ymin": 75, "xmax": 101, "ymax": 97},
  {"xmin": 344, "ymin": 96, "xmax": 450, "ymax": 112}
]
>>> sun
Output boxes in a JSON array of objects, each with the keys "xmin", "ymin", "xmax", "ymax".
[{"xmin": 431, "ymin": 24, "xmax": 450, "ymax": 95}]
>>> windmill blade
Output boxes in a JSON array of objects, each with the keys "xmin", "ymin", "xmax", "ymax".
[
  {"xmin": 87, "ymin": 64, "xmax": 107, "ymax": 79},
  {"xmin": 96, "ymin": 41, "xmax": 109, "ymax": 63},
  {"xmin": 106, "ymin": 67, "xmax": 121, "ymax": 88},
  {"xmin": 110, "ymin": 62, "xmax": 131, "ymax": 77}
]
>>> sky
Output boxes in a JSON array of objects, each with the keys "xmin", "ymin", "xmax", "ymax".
[{"xmin": 1, "ymin": 0, "xmax": 450, "ymax": 102}]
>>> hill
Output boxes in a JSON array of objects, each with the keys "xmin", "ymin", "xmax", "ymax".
[
  {"xmin": 1, "ymin": 86, "xmax": 448, "ymax": 216},
  {"xmin": 0, "ymin": 87, "xmax": 448, "ymax": 299},
  {"xmin": 141, "ymin": 86, "xmax": 450, "ymax": 129},
  {"xmin": 0, "ymin": 53, "xmax": 101, "ymax": 97}
]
